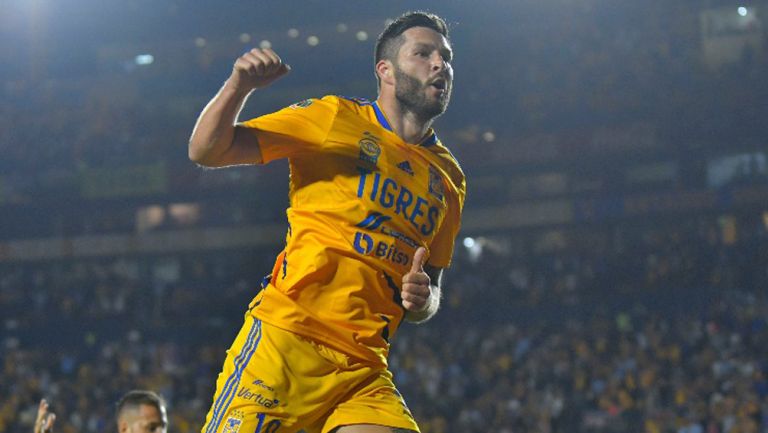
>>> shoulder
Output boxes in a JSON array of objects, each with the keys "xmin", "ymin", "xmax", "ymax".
[
  {"xmin": 292, "ymin": 95, "xmax": 373, "ymax": 117},
  {"xmin": 286, "ymin": 95, "xmax": 340, "ymax": 111},
  {"xmin": 292, "ymin": 94, "xmax": 370, "ymax": 109},
  {"xmin": 336, "ymin": 95, "xmax": 374, "ymax": 106},
  {"xmin": 332, "ymin": 95, "xmax": 380, "ymax": 116},
  {"xmin": 267, "ymin": 95, "xmax": 341, "ymax": 124}
]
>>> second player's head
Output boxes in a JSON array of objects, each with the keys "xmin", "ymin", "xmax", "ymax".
[
  {"xmin": 375, "ymin": 11, "xmax": 453, "ymax": 121},
  {"xmin": 116, "ymin": 390, "xmax": 168, "ymax": 433}
]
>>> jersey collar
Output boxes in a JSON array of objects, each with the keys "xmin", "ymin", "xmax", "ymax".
[
  {"xmin": 372, "ymin": 101, "xmax": 438, "ymax": 147},
  {"xmin": 372, "ymin": 101, "xmax": 393, "ymax": 132}
]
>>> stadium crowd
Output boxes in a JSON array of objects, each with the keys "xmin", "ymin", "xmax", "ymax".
[
  {"xmin": 2, "ymin": 212, "xmax": 767, "ymax": 433},
  {"xmin": 1, "ymin": 1, "xmax": 766, "ymax": 178}
]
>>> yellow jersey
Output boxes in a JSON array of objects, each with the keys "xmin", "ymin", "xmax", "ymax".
[{"xmin": 241, "ymin": 95, "xmax": 465, "ymax": 366}]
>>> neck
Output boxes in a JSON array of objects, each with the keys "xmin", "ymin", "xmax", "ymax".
[{"xmin": 376, "ymin": 94, "xmax": 433, "ymax": 144}]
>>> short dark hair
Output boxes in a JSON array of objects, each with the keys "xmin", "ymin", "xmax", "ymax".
[
  {"xmin": 116, "ymin": 390, "xmax": 165, "ymax": 420},
  {"xmin": 375, "ymin": 11, "xmax": 449, "ymax": 66}
]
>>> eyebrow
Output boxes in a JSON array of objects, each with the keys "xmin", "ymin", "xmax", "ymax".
[{"xmin": 412, "ymin": 42, "xmax": 453, "ymax": 59}]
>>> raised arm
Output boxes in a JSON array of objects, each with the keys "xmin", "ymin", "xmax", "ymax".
[
  {"xmin": 188, "ymin": 48, "xmax": 290, "ymax": 167},
  {"xmin": 34, "ymin": 399, "xmax": 56, "ymax": 433}
]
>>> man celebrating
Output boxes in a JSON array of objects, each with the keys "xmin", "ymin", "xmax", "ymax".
[{"xmin": 189, "ymin": 11, "xmax": 465, "ymax": 433}]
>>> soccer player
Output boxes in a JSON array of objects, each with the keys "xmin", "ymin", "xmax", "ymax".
[
  {"xmin": 115, "ymin": 391, "xmax": 169, "ymax": 433},
  {"xmin": 33, "ymin": 390, "xmax": 168, "ymax": 433},
  {"xmin": 188, "ymin": 11, "xmax": 465, "ymax": 433}
]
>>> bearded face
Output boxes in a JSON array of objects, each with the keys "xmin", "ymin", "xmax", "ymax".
[{"xmin": 393, "ymin": 63, "xmax": 452, "ymax": 122}]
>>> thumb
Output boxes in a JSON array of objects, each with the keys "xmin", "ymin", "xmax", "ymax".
[{"xmin": 410, "ymin": 247, "xmax": 427, "ymax": 273}]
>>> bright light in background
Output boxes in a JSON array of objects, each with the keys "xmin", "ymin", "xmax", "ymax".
[
  {"xmin": 260, "ymin": 40, "xmax": 272, "ymax": 49},
  {"xmin": 336, "ymin": 23, "xmax": 348, "ymax": 33},
  {"xmin": 194, "ymin": 37, "xmax": 206, "ymax": 48},
  {"xmin": 239, "ymin": 33, "xmax": 251, "ymax": 43},
  {"xmin": 463, "ymin": 237, "xmax": 484, "ymax": 263},
  {"xmin": 307, "ymin": 36, "xmax": 319, "ymax": 46},
  {"xmin": 134, "ymin": 54, "xmax": 154, "ymax": 66},
  {"xmin": 738, "ymin": 6, "xmax": 748, "ymax": 16},
  {"xmin": 482, "ymin": 131, "xmax": 496, "ymax": 142},
  {"xmin": 356, "ymin": 31, "xmax": 368, "ymax": 41},
  {"xmin": 287, "ymin": 28, "xmax": 299, "ymax": 38}
]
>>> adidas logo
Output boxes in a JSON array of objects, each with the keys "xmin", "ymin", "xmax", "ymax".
[{"xmin": 396, "ymin": 160, "xmax": 414, "ymax": 176}]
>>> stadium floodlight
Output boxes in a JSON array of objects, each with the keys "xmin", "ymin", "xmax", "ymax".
[
  {"xmin": 307, "ymin": 35, "xmax": 320, "ymax": 46},
  {"xmin": 463, "ymin": 237, "xmax": 484, "ymax": 262},
  {"xmin": 134, "ymin": 54, "xmax": 154, "ymax": 66},
  {"xmin": 738, "ymin": 6, "xmax": 748, "ymax": 16},
  {"xmin": 356, "ymin": 31, "xmax": 368, "ymax": 41}
]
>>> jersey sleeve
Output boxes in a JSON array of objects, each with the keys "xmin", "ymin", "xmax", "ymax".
[
  {"xmin": 427, "ymin": 170, "xmax": 466, "ymax": 268},
  {"xmin": 239, "ymin": 96, "xmax": 339, "ymax": 164}
]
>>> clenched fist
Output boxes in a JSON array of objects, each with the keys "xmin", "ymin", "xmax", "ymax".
[
  {"xmin": 229, "ymin": 48, "xmax": 290, "ymax": 92},
  {"xmin": 401, "ymin": 247, "xmax": 431, "ymax": 312}
]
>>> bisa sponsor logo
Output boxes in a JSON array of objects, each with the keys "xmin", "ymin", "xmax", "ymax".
[{"xmin": 353, "ymin": 232, "xmax": 410, "ymax": 266}]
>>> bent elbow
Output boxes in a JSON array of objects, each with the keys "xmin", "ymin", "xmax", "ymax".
[
  {"xmin": 188, "ymin": 142, "xmax": 215, "ymax": 166},
  {"xmin": 187, "ymin": 144, "xmax": 203, "ymax": 163}
]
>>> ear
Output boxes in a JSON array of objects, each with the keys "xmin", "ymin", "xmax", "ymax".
[{"xmin": 376, "ymin": 59, "xmax": 395, "ymax": 87}]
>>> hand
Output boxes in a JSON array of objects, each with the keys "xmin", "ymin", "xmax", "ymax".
[
  {"xmin": 35, "ymin": 399, "xmax": 56, "ymax": 433},
  {"xmin": 401, "ymin": 247, "xmax": 431, "ymax": 312},
  {"xmin": 228, "ymin": 48, "xmax": 291, "ymax": 93}
]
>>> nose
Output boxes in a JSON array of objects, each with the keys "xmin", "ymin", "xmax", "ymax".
[{"xmin": 431, "ymin": 53, "xmax": 447, "ymax": 72}]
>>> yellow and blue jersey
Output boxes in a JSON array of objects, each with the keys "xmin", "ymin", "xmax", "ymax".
[{"xmin": 240, "ymin": 95, "xmax": 465, "ymax": 366}]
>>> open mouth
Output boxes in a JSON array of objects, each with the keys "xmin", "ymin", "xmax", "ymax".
[{"xmin": 430, "ymin": 79, "xmax": 447, "ymax": 91}]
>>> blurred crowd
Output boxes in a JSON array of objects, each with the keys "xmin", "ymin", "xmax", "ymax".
[
  {"xmin": 396, "ymin": 290, "xmax": 768, "ymax": 433},
  {"xmin": 2, "ymin": 212, "xmax": 767, "ymax": 433},
  {"xmin": 1, "ymin": 1, "xmax": 766, "ymax": 176}
]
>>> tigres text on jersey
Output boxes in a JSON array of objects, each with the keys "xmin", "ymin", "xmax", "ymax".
[{"xmin": 240, "ymin": 95, "xmax": 466, "ymax": 366}]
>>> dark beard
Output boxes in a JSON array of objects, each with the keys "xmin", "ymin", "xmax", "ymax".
[{"xmin": 394, "ymin": 67, "xmax": 450, "ymax": 122}]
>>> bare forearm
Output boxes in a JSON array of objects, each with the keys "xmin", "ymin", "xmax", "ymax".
[
  {"xmin": 189, "ymin": 48, "xmax": 289, "ymax": 167},
  {"xmin": 404, "ymin": 284, "xmax": 441, "ymax": 323},
  {"xmin": 188, "ymin": 80, "xmax": 252, "ymax": 166}
]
